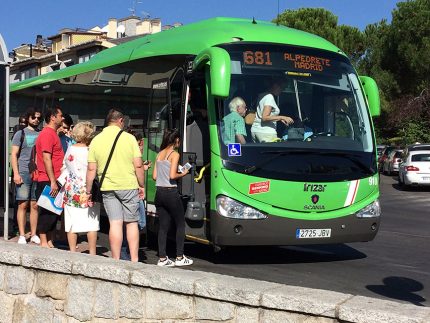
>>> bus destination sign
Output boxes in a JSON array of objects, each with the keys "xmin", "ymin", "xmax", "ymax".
[
  {"xmin": 242, "ymin": 50, "xmax": 332, "ymax": 73},
  {"xmin": 283, "ymin": 53, "xmax": 331, "ymax": 72}
]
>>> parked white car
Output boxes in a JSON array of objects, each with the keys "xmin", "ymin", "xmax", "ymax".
[
  {"xmin": 382, "ymin": 149, "xmax": 403, "ymax": 175},
  {"xmin": 403, "ymin": 143, "xmax": 430, "ymax": 156},
  {"xmin": 398, "ymin": 150, "xmax": 430, "ymax": 187}
]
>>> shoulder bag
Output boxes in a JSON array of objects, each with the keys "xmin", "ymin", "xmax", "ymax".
[{"xmin": 91, "ymin": 130, "xmax": 123, "ymax": 202}]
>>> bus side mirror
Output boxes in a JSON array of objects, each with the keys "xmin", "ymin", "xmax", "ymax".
[
  {"xmin": 193, "ymin": 47, "xmax": 231, "ymax": 98},
  {"xmin": 359, "ymin": 76, "xmax": 380, "ymax": 117}
]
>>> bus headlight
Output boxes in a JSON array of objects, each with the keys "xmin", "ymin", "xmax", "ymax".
[
  {"xmin": 216, "ymin": 196, "xmax": 267, "ymax": 220},
  {"xmin": 355, "ymin": 200, "xmax": 381, "ymax": 218}
]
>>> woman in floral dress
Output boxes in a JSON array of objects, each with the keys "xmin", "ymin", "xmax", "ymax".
[{"xmin": 63, "ymin": 121, "xmax": 100, "ymax": 255}]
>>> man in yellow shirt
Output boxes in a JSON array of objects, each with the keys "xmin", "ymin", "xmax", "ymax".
[{"xmin": 86, "ymin": 109, "xmax": 145, "ymax": 262}]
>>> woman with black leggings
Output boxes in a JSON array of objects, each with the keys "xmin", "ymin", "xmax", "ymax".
[{"xmin": 152, "ymin": 129, "xmax": 193, "ymax": 267}]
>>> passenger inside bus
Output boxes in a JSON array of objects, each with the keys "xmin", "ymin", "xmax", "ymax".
[{"xmin": 221, "ymin": 96, "xmax": 247, "ymax": 145}]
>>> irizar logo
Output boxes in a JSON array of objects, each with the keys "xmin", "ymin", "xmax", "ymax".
[
  {"xmin": 304, "ymin": 183, "xmax": 327, "ymax": 192},
  {"xmin": 304, "ymin": 194, "xmax": 325, "ymax": 210}
]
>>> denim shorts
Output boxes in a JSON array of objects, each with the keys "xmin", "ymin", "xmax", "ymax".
[
  {"xmin": 15, "ymin": 172, "xmax": 37, "ymax": 201},
  {"xmin": 102, "ymin": 189, "xmax": 140, "ymax": 222}
]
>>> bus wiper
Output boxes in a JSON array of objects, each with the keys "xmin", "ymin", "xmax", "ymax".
[
  {"xmin": 243, "ymin": 150, "xmax": 374, "ymax": 175},
  {"xmin": 315, "ymin": 151, "xmax": 374, "ymax": 174},
  {"xmin": 243, "ymin": 149, "xmax": 309, "ymax": 174}
]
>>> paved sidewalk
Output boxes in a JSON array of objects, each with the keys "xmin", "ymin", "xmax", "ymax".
[{"xmin": 0, "ymin": 207, "xmax": 137, "ymax": 258}]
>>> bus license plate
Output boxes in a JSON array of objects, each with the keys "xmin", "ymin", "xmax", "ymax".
[{"xmin": 296, "ymin": 228, "xmax": 331, "ymax": 239}]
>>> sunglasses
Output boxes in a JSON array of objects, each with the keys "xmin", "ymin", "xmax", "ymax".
[{"xmin": 31, "ymin": 115, "xmax": 42, "ymax": 121}]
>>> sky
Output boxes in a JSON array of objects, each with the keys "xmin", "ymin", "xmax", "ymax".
[{"xmin": 0, "ymin": 0, "xmax": 400, "ymax": 51}]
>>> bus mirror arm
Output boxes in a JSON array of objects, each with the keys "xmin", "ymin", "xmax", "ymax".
[
  {"xmin": 359, "ymin": 76, "xmax": 380, "ymax": 117},
  {"xmin": 193, "ymin": 47, "xmax": 231, "ymax": 98}
]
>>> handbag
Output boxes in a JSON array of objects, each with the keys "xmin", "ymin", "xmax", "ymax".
[
  {"xmin": 91, "ymin": 177, "xmax": 102, "ymax": 203},
  {"xmin": 28, "ymin": 146, "xmax": 39, "ymax": 181},
  {"xmin": 91, "ymin": 130, "xmax": 123, "ymax": 203}
]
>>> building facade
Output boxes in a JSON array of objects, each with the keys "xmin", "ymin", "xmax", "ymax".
[{"xmin": 9, "ymin": 16, "xmax": 175, "ymax": 84}]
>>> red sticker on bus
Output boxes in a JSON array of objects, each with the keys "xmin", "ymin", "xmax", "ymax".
[{"xmin": 249, "ymin": 181, "xmax": 270, "ymax": 194}]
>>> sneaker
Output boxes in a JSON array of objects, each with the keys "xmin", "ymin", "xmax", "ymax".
[
  {"xmin": 175, "ymin": 255, "xmax": 193, "ymax": 267},
  {"xmin": 30, "ymin": 235, "xmax": 41, "ymax": 244},
  {"xmin": 17, "ymin": 236, "xmax": 27, "ymax": 244},
  {"xmin": 157, "ymin": 257, "xmax": 175, "ymax": 267}
]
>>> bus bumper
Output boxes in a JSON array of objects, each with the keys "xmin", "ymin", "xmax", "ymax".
[{"xmin": 210, "ymin": 211, "xmax": 380, "ymax": 246}]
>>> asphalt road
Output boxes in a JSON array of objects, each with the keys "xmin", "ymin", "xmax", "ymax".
[
  {"xmin": 141, "ymin": 174, "xmax": 430, "ymax": 307},
  {"xmin": 2, "ymin": 174, "xmax": 429, "ymax": 306}
]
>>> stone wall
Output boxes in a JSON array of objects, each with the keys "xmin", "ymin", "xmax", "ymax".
[{"xmin": 0, "ymin": 241, "xmax": 429, "ymax": 323}]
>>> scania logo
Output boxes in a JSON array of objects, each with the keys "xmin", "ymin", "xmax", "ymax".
[
  {"xmin": 304, "ymin": 194, "xmax": 325, "ymax": 210},
  {"xmin": 311, "ymin": 194, "xmax": 319, "ymax": 204}
]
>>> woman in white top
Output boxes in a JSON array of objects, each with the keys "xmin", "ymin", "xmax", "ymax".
[
  {"xmin": 251, "ymin": 80, "xmax": 294, "ymax": 142},
  {"xmin": 62, "ymin": 121, "xmax": 100, "ymax": 255}
]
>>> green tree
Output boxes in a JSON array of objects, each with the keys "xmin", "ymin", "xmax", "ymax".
[
  {"xmin": 274, "ymin": 8, "xmax": 365, "ymax": 66},
  {"xmin": 384, "ymin": 87, "xmax": 430, "ymax": 144},
  {"xmin": 358, "ymin": 21, "xmax": 399, "ymax": 99},
  {"xmin": 359, "ymin": 0, "xmax": 430, "ymax": 98},
  {"xmin": 274, "ymin": 8, "xmax": 338, "ymax": 40},
  {"xmin": 387, "ymin": 0, "xmax": 430, "ymax": 95},
  {"xmin": 273, "ymin": 2, "xmax": 430, "ymax": 143},
  {"xmin": 375, "ymin": 0, "xmax": 430, "ymax": 142}
]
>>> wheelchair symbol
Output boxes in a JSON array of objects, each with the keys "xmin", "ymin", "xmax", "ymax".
[{"xmin": 228, "ymin": 143, "xmax": 241, "ymax": 157}]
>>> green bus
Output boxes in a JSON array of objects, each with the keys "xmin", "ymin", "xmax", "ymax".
[{"xmin": 8, "ymin": 17, "xmax": 381, "ymax": 248}]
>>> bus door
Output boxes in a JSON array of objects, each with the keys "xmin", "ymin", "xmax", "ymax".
[
  {"xmin": 169, "ymin": 68, "xmax": 196, "ymax": 200},
  {"xmin": 183, "ymin": 73, "xmax": 210, "ymax": 240}
]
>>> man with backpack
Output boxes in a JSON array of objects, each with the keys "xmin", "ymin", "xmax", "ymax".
[
  {"xmin": 10, "ymin": 107, "xmax": 42, "ymax": 244},
  {"xmin": 10, "ymin": 114, "xmax": 28, "ymax": 236}
]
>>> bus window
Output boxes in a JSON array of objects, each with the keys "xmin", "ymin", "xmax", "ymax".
[
  {"xmin": 170, "ymin": 69, "xmax": 185, "ymax": 130},
  {"xmin": 185, "ymin": 77, "xmax": 208, "ymax": 166},
  {"xmin": 148, "ymin": 78, "xmax": 169, "ymax": 152},
  {"xmin": 215, "ymin": 43, "xmax": 375, "ymax": 182}
]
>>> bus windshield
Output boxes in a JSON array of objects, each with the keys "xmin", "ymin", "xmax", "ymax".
[{"xmin": 216, "ymin": 43, "xmax": 376, "ymax": 182}]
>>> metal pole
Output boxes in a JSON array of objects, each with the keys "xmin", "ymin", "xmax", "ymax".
[
  {"xmin": 0, "ymin": 33, "xmax": 11, "ymax": 240},
  {"xmin": 4, "ymin": 64, "xmax": 10, "ymax": 241}
]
